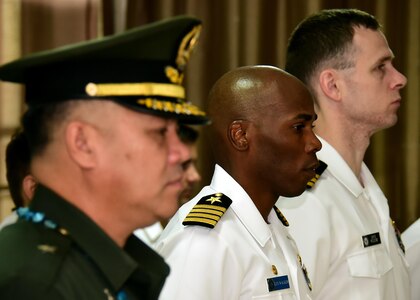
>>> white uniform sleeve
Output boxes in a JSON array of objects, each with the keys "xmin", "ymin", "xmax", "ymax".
[
  {"xmin": 402, "ymin": 219, "xmax": 420, "ymax": 300},
  {"xmin": 157, "ymin": 226, "xmax": 241, "ymax": 300}
]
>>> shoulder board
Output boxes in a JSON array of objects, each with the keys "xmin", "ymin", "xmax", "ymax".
[
  {"xmin": 306, "ymin": 160, "xmax": 328, "ymax": 189},
  {"xmin": 13, "ymin": 223, "xmax": 72, "ymax": 286},
  {"xmin": 273, "ymin": 206, "xmax": 289, "ymax": 227},
  {"xmin": 182, "ymin": 193, "xmax": 232, "ymax": 229}
]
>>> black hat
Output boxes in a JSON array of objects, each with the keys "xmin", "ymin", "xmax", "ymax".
[{"xmin": 0, "ymin": 15, "xmax": 209, "ymax": 125}]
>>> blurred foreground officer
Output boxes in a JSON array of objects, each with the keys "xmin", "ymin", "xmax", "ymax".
[
  {"xmin": 156, "ymin": 65, "xmax": 321, "ymax": 299},
  {"xmin": 277, "ymin": 9, "xmax": 409, "ymax": 300},
  {"xmin": 134, "ymin": 125, "xmax": 201, "ymax": 247},
  {"xmin": 0, "ymin": 16, "xmax": 208, "ymax": 300},
  {"xmin": 176, "ymin": 125, "xmax": 202, "ymax": 207}
]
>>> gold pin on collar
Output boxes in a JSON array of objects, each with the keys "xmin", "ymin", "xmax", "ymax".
[{"xmin": 37, "ymin": 244, "xmax": 57, "ymax": 254}]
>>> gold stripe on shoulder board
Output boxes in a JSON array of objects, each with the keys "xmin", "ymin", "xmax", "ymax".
[
  {"xmin": 183, "ymin": 193, "xmax": 232, "ymax": 229},
  {"xmin": 306, "ymin": 160, "xmax": 328, "ymax": 189},
  {"xmin": 273, "ymin": 206, "xmax": 289, "ymax": 227}
]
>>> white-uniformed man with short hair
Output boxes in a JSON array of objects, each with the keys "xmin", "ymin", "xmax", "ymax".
[{"xmin": 277, "ymin": 9, "xmax": 409, "ymax": 300}]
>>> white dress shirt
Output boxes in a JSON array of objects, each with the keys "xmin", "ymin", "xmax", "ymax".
[
  {"xmin": 402, "ymin": 218, "xmax": 420, "ymax": 300},
  {"xmin": 133, "ymin": 222, "xmax": 164, "ymax": 248},
  {"xmin": 156, "ymin": 164, "xmax": 312, "ymax": 300},
  {"xmin": 277, "ymin": 137, "xmax": 409, "ymax": 300}
]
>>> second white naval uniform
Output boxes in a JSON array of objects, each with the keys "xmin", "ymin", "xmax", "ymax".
[
  {"xmin": 156, "ymin": 164, "xmax": 312, "ymax": 300},
  {"xmin": 402, "ymin": 218, "xmax": 420, "ymax": 300},
  {"xmin": 277, "ymin": 137, "xmax": 409, "ymax": 300}
]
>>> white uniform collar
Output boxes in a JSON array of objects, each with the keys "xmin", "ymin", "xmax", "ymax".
[
  {"xmin": 316, "ymin": 137, "xmax": 391, "ymax": 248},
  {"xmin": 210, "ymin": 164, "xmax": 272, "ymax": 247},
  {"xmin": 316, "ymin": 136, "xmax": 365, "ymax": 198}
]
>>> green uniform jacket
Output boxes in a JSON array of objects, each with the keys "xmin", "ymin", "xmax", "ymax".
[{"xmin": 0, "ymin": 185, "xmax": 170, "ymax": 299}]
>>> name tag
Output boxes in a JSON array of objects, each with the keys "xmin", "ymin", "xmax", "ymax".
[
  {"xmin": 267, "ymin": 275, "xmax": 290, "ymax": 292},
  {"xmin": 362, "ymin": 232, "xmax": 381, "ymax": 248}
]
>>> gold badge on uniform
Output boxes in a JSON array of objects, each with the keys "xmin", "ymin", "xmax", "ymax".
[
  {"xmin": 298, "ymin": 254, "xmax": 312, "ymax": 291},
  {"xmin": 37, "ymin": 244, "xmax": 57, "ymax": 254},
  {"xmin": 392, "ymin": 219, "xmax": 405, "ymax": 254},
  {"xmin": 271, "ymin": 265, "xmax": 278, "ymax": 275},
  {"xmin": 273, "ymin": 206, "xmax": 289, "ymax": 227},
  {"xmin": 103, "ymin": 288, "xmax": 115, "ymax": 300}
]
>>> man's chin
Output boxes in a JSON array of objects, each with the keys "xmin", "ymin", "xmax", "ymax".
[{"xmin": 281, "ymin": 185, "xmax": 307, "ymax": 198}]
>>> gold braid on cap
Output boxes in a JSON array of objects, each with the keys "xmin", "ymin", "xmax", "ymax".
[
  {"xmin": 165, "ymin": 24, "xmax": 202, "ymax": 84},
  {"xmin": 137, "ymin": 98, "xmax": 206, "ymax": 116}
]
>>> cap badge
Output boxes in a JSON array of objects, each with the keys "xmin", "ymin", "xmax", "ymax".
[{"xmin": 165, "ymin": 24, "xmax": 201, "ymax": 84}]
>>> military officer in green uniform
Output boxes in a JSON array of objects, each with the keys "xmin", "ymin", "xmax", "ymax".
[{"xmin": 0, "ymin": 15, "xmax": 208, "ymax": 299}]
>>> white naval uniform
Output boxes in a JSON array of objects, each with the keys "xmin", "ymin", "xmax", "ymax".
[
  {"xmin": 277, "ymin": 137, "xmax": 409, "ymax": 300},
  {"xmin": 402, "ymin": 218, "xmax": 420, "ymax": 300},
  {"xmin": 156, "ymin": 164, "xmax": 312, "ymax": 300}
]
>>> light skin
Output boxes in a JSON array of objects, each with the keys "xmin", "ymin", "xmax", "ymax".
[
  {"xmin": 178, "ymin": 144, "xmax": 201, "ymax": 206},
  {"xmin": 160, "ymin": 143, "xmax": 201, "ymax": 227},
  {"xmin": 312, "ymin": 27, "xmax": 407, "ymax": 179},
  {"xmin": 208, "ymin": 66, "xmax": 321, "ymax": 221},
  {"xmin": 31, "ymin": 100, "xmax": 190, "ymax": 247}
]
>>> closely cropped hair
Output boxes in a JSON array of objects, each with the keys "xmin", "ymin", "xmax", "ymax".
[
  {"xmin": 21, "ymin": 101, "xmax": 78, "ymax": 157},
  {"xmin": 5, "ymin": 130, "xmax": 31, "ymax": 208},
  {"xmin": 286, "ymin": 9, "xmax": 380, "ymax": 88}
]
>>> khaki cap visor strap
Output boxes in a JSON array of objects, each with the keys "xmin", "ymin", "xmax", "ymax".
[{"xmin": 85, "ymin": 82, "xmax": 185, "ymax": 99}]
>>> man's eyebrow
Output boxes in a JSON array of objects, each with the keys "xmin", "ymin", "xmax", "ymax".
[
  {"xmin": 375, "ymin": 53, "xmax": 394, "ymax": 65},
  {"xmin": 294, "ymin": 113, "xmax": 317, "ymax": 121},
  {"xmin": 182, "ymin": 158, "xmax": 193, "ymax": 169}
]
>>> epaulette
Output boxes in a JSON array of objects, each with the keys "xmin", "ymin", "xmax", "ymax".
[
  {"xmin": 9, "ymin": 221, "xmax": 72, "ymax": 288},
  {"xmin": 306, "ymin": 160, "xmax": 328, "ymax": 189},
  {"xmin": 273, "ymin": 206, "xmax": 289, "ymax": 227},
  {"xmin": 182, "ymin": 193, "xmax": 232, "ymax": 229}
]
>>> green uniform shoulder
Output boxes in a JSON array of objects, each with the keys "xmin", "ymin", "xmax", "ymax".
[{"xmin": 0, "ymin": 221, "xmax": 72, "ymax": 298}]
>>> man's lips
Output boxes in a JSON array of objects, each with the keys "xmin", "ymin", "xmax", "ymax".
[
  {"xmin": 167, "ymin": 176, "xmax": 183, "ymax": 188},
  {"xmin": 306, "ymin": 160, "xmax": 320, "ymax": 172},
  {"xmin": 391, "ymin": 98, "xmax": 401, "ymax": 107}
]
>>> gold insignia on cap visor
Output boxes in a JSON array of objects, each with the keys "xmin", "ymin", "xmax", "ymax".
[{"xmin": 85, "ymin": 82, "xmax": 185, "ymax": 98}]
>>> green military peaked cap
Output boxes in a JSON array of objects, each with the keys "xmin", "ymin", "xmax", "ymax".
[{"xmin": 0, "ymin": 15, "xmax": 209, "ymax": 125}]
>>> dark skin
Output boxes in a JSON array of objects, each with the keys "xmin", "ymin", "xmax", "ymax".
[{"xmin": 207, "ymin": 65, "xmax": 322, "ymax": 222}]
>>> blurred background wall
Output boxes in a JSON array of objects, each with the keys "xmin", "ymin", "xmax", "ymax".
[{"xmin": 0, "ymin": 0, "xmax": 418, "ymax": 230}]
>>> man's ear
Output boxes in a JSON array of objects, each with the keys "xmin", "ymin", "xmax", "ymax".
[
  {"xmin": 65, "ymin": 121, "xmax": 98, "ymax": 169},
  {"xmin": 319, "ymin": 69, "xmax": 341, "ymax": 101},
  {"xmin": 229, "ymin": 120, "xmax": 249, "ymax": 151},
  {"xmin": 22, "ymin": 174, "xmax": 37, "ymax": 206}
]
